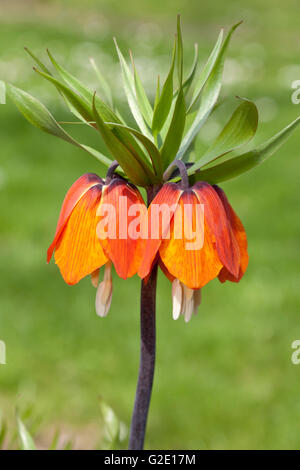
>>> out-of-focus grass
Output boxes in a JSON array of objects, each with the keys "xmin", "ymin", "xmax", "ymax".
[{"xmin": 0, "ymin": 0, "xmax": 300, "ymax": 450}]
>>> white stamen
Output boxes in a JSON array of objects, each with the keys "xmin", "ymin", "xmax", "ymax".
[
  {"xmin": 182, "ymin": 285, "xmax": 194, "ymax": 323},
  {"xmin": 172, "ymin": 279, "xmax": 183, "ymax": 320},
  {"xmin": 95, "ymin": 262, "xmax": 113, "ymax": 317}
]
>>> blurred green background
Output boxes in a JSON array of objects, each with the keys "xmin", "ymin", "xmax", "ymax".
[{"xmin": 1, "ymin": 0, "xmax": 300, "ymax": 450}]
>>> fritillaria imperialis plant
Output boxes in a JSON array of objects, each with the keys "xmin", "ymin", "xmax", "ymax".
[{"xmin": 3, "ymin": 17, "xmax": 299, "ymax": 449}]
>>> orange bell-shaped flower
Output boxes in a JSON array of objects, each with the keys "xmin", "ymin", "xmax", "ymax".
[
  {"xmin": 48, "ymin": 166, "xmax": 146, "ymax": 317},
  {"xmin": 138, "ymin": 162, "xmax": 248, "ymax": 321}
]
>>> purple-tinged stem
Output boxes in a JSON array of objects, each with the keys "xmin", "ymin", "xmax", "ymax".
[{"xmin": 128, "ymin": 186, "xmax": 160, "ymax": 450}]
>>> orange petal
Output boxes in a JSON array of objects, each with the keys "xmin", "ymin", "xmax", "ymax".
[
  {"xmin": 159, "ymin": 190, "xmax": 222, "ymax": 289},
  {"xmin": 91, "ymin": 268, "xmax": 100, "ymax": 288},
  {"xmin": 47, "ymin": 173, "xmax": 103, "ymax": 262},
  {"xmin": 214, "ymin": 185, "xmax": 249, "ymax": 283},
  {"xmin": 193, "ymin": 181, "xmax": 240, "ymax": 278},
  {"xmin": 54, "ymin": 185, "xmax": 108, "ymax": 285},
  {"xmin": 97, "ymin": 179, "xmax": 146, "ymax": 279},
  {"xmin": 138, "ymin": 183, "xmax": 182, "ymax": 279}
]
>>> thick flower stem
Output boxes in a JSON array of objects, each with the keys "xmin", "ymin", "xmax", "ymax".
[
  {"xmin": 128, "ymin": 186, "xmax": 160, "ymax": 450},
  {"xmin": 128, "ymin": 264, "xmax": 158, "ymax": 450}
]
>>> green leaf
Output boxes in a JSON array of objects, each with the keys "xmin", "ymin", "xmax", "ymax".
[
  {"xmin": 188, "ymin": 29, "xmax": 224, "ymax": 111},
  {"xmin": 108, "ymin": 122, "xmax": 162, "ymax": 178},
  {"xmin": 63, "ymin": 439, "xmax": 73, "ymax": 450},
  {"xmin": 25, "ymin": 47, "xmax": 85, "ymax": 122},
  {"xmin": 130, "ymin": 51, "xmax": 153, "ymax": 128},
  {"xmin": 182, "ymin": 43, "xmax": 198, "ymax": 95},
  {"xmin": 33, "ymin": 65, "xmax": 146, "ymax": 164},
  {"xmin": 89, "ymin": 57, "xmax": 114, "ymax": 109},
  {"xmin": 0, "ymin": 420, "xmax": 7, "ymax": 449},
  {"xmin": 161, "ymin": 87, "xmax": 186, "ymax": 167},
  {"xmin": 177, "ymin": 22, "xmax": 242, "ymax": 160},
  {"xmin": 189, "ymin": 98, "xmax": 258, "ymax": 172},
  {"xmin": 24, "ymin": 47, "xmax": 52, "ymax": 75},
  {"xmin": 152, "ymin": 38, "xmax": 176, "ymax": 136},
  {"xmin": 34, "ymin": 67, "xmax": 94, "ymax": 122},
  {"xmin": 6, "ymin": 82, "xmax": 77, "ymax": 142},
  {"xmin": 46, "ymin": 49, "xmax": 128, "ymax": 129},
  {"xmin": 193, "ymin": 116, "xmax": 300, "ymax": 183},
  {"xmin": 49, "ymin": 429, "xmax": 60, "ymax": 450},
  {"xmin": 114, "ymin": 39, "xmax": 151, "ymax": 138},
  {"xmin": 92, "ymin": 95, "xmax": 152, "ymax": 186},
  {"xmin": 173, "ymin": 43, "xmax": 198, "ymax": 99},
  {"xmin": 177, "ymin": 14, "xmax": 183, "ymax": 86},
  {"xmin": 17, "ymin": 413, "xmax": 36, "ymax": 450},
  {"xmin": 154, "ymin": 75, "xmax": 160, "ymax": 109},
  {"xmin": 100, "ymin": 401, "xmax": 120, "ymax": 450},
  {"xmin": 0, "ymin": 80, "xmax": 6, "ymax": 104},
  {"xmin": 5, "ymin": 82, "xmax": 112, "ymax": 167}
]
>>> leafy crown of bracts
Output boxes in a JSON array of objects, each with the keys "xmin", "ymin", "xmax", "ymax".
[{"xmin": 1, "ymin": 16, "xmax": 299, "ymax": 188}]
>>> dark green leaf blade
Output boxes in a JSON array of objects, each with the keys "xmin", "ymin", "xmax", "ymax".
[
  {"xmin": 107, "ymin": 122, "xmax": 162, "ymax": 178},
  {"xmin": 92, "ymin": 95, "xmax": 153, "ymax": 186},
  {"xmin": 161, "ymin": 87, "xmax": 186, "ymax": 167}
]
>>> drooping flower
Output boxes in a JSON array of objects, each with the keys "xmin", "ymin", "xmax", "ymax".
[
  {"xmin": 47, "ymin": 170, "xmax": 146, "ymax": 317},
  {"xmin": 138, "ymin": 179, "xmax": 248, "ymax": 322}
]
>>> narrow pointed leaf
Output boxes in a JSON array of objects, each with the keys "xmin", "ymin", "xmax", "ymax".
[
  {"xmin": 130, "ymin": 52, "xmax": 153, "ymax": 127},
  {"xmin": 177, "ymin": 22, "xmax": 241, "ymax": 160},
  {"xmin": 189, "ymin": 29, "xmax": 224, "ymax": 111},
  {"xmin": 161, "ymin": 87, "xmax": 186, "ymax": 166},
  {"xmin": 181, "ymin": 43, "xmax": 198, "ymax": 96},
  {"xmin": 34, "ymin": 67, "xmax": 94, "ymax": 122},
  {"xmin": 100, "ymin": 401, "xmax": 121, "ymax": 450},
  {"xmin": 79, "ymin": 144, "xmax": 113, "ymax": 166},
  {"xmin": 193, "ymin": 116, "xmax": 300, "ymax": 183},
  {"xmin": 108, "ymin": 122, "xmax": 162, "ymax": 177},
  {"xmin": 34, "ymin": 67, "xmax": 148, "ymax": 163},
  {"xmin": 114, "ymin": 39, "xmax": 151, "ymax": 138},
  {"xmin": 190, "ymin": 98, "xmax": 258, "ymax": 172},
  {"xmin": 152, "ymin": 38, "xmax": 176, "ymax": 135},
  {"xmin": 25, "ymin": 48, "xmax": 85, "ymax": 122},
  {"xmin": 177, "ymin": 15, "xmax": 183, "ymax": 85},
  {"xmin": 17, "ymin": 414, "xmax": 36, "ymax": 450},
  {"xmin": 92, "ymin": 95, "xmax": 153, "ymax": 186},
  {"xmin": 46, "ymin": 50, "xmax": 117, "ymax": 123},
  {"xmin": 5, "ymin": 82, "xmax": 112, "ymax": 166},
  {"xmin": 0, "ymin": 421, "xmax": 7, "ymax": 449},
  {"xmin": 154, "ymin": 75, "xmax": 160, "ymax": 109},
  {"xmin": 89, "ymin": 57, "xmax": 114, "ymax": 108},
  {"xmin": 24, "ymin": 47, "xmax": 52, "ymax": 75},
  {"xmin": 0, "ymin": 80, "xmax": 6, "ymax": 104},
  {"xmin": 5, "ymin": 82, "xmax": 81, "ymax": 141}
]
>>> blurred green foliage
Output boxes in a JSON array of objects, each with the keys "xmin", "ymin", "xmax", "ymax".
[{"xmin": 0, "ymin": 0, "xmax": 300, "ymax": 450}]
